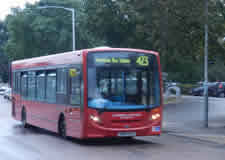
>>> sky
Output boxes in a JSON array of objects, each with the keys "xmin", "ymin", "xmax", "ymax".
[{"xmin": 0, "ymin": 0, "xmax": 40, "ymax": 20}]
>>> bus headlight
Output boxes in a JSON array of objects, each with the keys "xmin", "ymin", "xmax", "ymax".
[
  {"xmin": 150, "ymin": 113, "xmax": 160, "ymax": 120},
  {"xmin": 90, "ymin": 115, "xmax": 101, "ymax": 123}
]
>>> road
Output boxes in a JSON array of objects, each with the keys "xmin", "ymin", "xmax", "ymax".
[{"xmin": 0, "ymin": 96, "xmax": 224, "ymax": 160}]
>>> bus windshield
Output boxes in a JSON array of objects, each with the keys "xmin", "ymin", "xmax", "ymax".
[{"xmin": 87, "ymin": 51, "xmax": 160, "ymax": 110}]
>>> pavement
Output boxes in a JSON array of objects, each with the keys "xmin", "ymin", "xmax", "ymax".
[
  {"xmin": 163, "ymin": 95, "xmax": 225, "ymax": 145},
  {"xmin": 0, "ymin": 95, "xmax": 225, "ymax": 160}
]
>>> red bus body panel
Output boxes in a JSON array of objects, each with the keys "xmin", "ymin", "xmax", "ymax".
[{"xmin": 11, "ymin": 48, "xmax": 163, "ymax": 139}]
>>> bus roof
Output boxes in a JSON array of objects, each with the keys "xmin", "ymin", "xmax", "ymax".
[
  {"xmin": 12, "ymin": 48, "xmax": 159, "ymax": 70},
  {"xmin": 12, "ymin": 50, "xmax": 83, "ymax": 70},
  {"xmin": 85, "ymin": 47, "xmax": 159, "ymax": 56}
]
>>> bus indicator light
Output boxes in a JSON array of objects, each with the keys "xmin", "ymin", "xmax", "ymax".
[
  {"xmin": 150, "ymin": 113, "xmax": 160, "ymax": 120},
  {"xmin": 90, "ymin": 115, "xmax": 101, "ymax": 123}
]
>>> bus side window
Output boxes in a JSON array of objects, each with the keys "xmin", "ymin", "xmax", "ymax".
[
  {"xmin": 69, "ymin": 68, "xmax": 81, "ymax": 106},
  {"xmin": 15, "ymin": 72, "xmax": 18, "ymax": 93},
  {"xmin": 21, "ymin": 72, "xmax": 28, "ymax": 98},
  {"xmin": 57, "ymin": 68, "xmax": 67, "ymax": 94},
  {"xmin": 36, "ymin": 72, "xmax": 45, "ymax": 101},
  {"xmin": 27, "ymin": 72, "xmax": 36, "ymax": 100},
  {"xmin": 13, "ymin": 72, "xmax": 16, "ymax": 93},
  {"xmin": 56, "ymin": 68, "xmax": 68, "ymax": 104},
  {"xmin": 16, "ymin": 72, "xmax": 21, "ymax": 93},
  {"xmin": 46, "ymin": 71, "xmax": 56, "ymax": 103}
]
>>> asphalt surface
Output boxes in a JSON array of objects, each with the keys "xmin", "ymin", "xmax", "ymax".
[{"xmin": 0, "ymin": 96, "xmax": 224, "ymax": 160}]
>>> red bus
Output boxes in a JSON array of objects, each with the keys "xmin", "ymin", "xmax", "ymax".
[{"xmin": 11, "ymin": 47, "xmax": 163, "ymax": 139}]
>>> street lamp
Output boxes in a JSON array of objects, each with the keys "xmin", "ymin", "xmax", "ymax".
[
  {"xmin": 204, "ymin": 0, "xmax": 209, "ymax": 128},
  {"xmin": 37, "ymin": 5, "xmax": 76, "ymax": 51}
]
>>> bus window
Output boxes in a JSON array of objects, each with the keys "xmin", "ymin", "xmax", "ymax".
[
  {"xmin": 13, "ymin": 72, "xmax": 16, "ymax": 93},
  {"xmin": 57, "ymin": 68, "xmax": 67, "ymax": 94},
  {"xmin": 36, "ymin": 72, "xmax": 45, "ymax": 101},
  {"xmin": 28, "ymin": 72, "xmax": 36, "ymax": 100},
  {"xmin": 88, "ymin": 52, "xmax": 161, "ymax": 110},
  {"xmin": 111, "ymin": 72, "xmax": 123, "ymax": 96},
  {"xmin": 97, "ymin": 71, "xmax": 110, "ymax": 96},
  {"xmin": 126, "ymin": 72, "xmax": 138, "ymax": 95},
  {"xmin": 21, "ymin": 73, "xmax": 28, "ymax": 98},
  {"xmin": 46, "ymin": 71, "xmax": 56, "ymax": 103},
  {"xmin": 16, "ymin": 72, "xmax": 21, "ymax": 93}
]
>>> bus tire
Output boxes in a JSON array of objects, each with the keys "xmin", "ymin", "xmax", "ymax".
[
  {"xmin": 21, "ymin": 108, "xmax": 28, "ymax": 128},
  {"xmin": 58, "ymin": 115, "xmax": 67, "ymax": 139},
  {"xmin": 12, "ymin": 100, "xmax": 16, "ymax": 117}
]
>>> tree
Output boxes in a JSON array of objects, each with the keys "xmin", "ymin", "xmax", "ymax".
[
  {"xmin": 2, "ymin": 0, "xmax": 225, "ymax": 83},
  {"xmin": 0, "ymin": 21, "xmax": 9, "ymax": 82},
  {"xmin": 4, "ymin": 0, "xmax": 104, "ymax": 61}
]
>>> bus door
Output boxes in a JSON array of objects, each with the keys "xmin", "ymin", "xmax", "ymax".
[
  {"xmin": 67, "ymin": 67, "xmax": 82, "ymax": 136},
  {"xmin": 13, "ymin": 72, "xmax": 22, "ymax": 118}
]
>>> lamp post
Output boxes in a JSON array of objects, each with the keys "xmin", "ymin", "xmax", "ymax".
[
  {"xmin": 37, "ymin": 5, "xmax": 76, "ymax": 51},
  {"xmin": 204, "ymin": 0, "xmax": 209, "ymax": 128}
]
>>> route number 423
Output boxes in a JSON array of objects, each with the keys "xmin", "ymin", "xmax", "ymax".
[{"xmin": 136, "ymin": 56, "xmax": 149, "ymax": 66}]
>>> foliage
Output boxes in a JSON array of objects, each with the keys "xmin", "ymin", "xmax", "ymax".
[
  {"xmin": 0, "ymin": 21, "xmax": 9, "ymax": 82},
  {"xmin": 83, "ymin": 0, "xmax": 225, "ymax": 82},
  {"xmin": 1, "ymin": 0, "xmax": 225, "ymax": 83},
  {"xmin": 4, "ymin": 0, "xmax": 105, "ymax": 61},
  {"xmin": 208, "ymin": 59, "xmax": 225, "ymax": 81}
]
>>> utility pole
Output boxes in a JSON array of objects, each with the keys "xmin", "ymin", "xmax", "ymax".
[
  {"xmin": 204, "ymin": 0, "xmax": 209, "ymax": 128},
  {"xmin": 72, "ymin": 9, "xmax": 75, "ymax": 51}
]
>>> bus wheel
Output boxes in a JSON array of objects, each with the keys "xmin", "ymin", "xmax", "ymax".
[
  {"xmin": 21, "ymin": 109, "xmax": 28, "ymax": 128},
  {"xmin": 12, "ymin": 101, "xmax": 16, "ymax": 117},
  {"xmin": 58, "ymin": 116, "xmax": 67, "ymax": 139}
]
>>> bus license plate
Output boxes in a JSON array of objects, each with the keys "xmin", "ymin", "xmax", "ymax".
[{"xmin": 117, "ymin": 132, "xmax": 136, "ymax": 137}]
